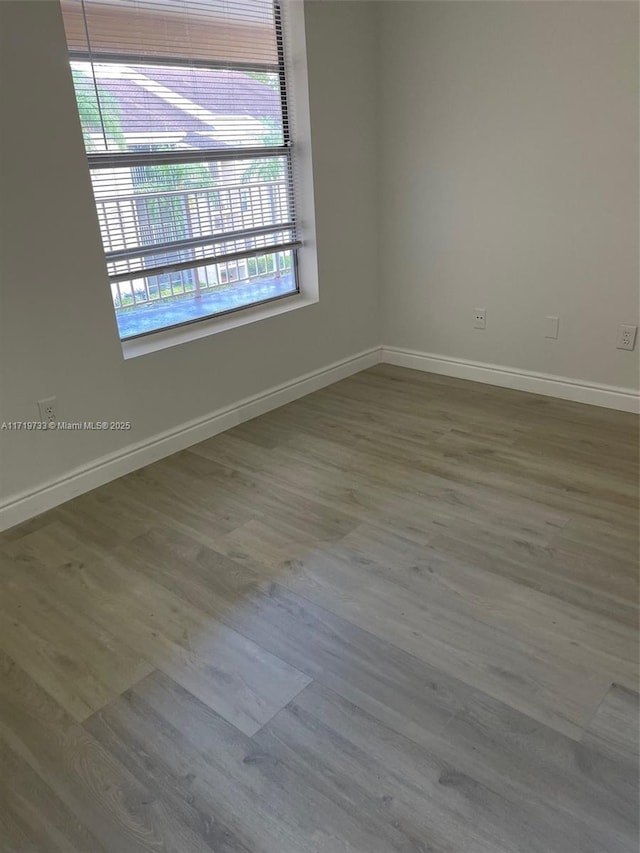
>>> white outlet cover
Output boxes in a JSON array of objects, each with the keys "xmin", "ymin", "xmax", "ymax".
[
  {"xmin": 37, "ymin": 396, "xmax": 57, "ymax": 423},
  {"xmin": 616, "ymin": 324, "xmax": 638, "ymax": 351},
  {"xmin": 544, "ymin": 316, "xmax": 559, "ymax": 339},
  {"xmin": 473, "ymin": 309, "xmax": 486, "ymax": 329}
]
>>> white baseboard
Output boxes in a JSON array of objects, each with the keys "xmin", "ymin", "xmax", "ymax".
[
  {"xmin": 2, "ymin": 344, "xmax": 637, "ymax": 531},
  {"xmin": 381, "ymin": 346, "xmax": 640, "ymax": 414},
  {"xmin": 0, "ymin": 347, "xmax": 380, "ymax": 532}
]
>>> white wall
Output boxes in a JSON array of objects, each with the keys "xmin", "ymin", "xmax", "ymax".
[
  {"xmin": 1, "ymin": 0, "xmax": 637, "ymax": 521},
  {"xmin": 379, "ymin": 0, "xmax": 639, "ymax": 391},
  {"xmin": 0, "ymin": 1, "xmax": 379, "ymax": 506}
]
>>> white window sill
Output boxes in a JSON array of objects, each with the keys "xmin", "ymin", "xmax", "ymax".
[{"xmin": 121, "ymin": 290, "xmax": 318, "ymax": 359}]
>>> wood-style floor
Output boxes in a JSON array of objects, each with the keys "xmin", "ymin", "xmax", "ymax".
[{"xmin": 0, "ymin": 365, "xmax": 638, "ymax": 853}]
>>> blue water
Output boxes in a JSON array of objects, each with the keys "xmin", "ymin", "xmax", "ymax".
[{"xmin": 117, "ymin": 274, "xmax": 297, "ymax": 339}]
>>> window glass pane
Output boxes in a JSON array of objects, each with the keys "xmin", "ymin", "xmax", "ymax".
[
  {"xmin": 112, "ymin": 249, "xmax": 297, "ymax": 339},
  {"xmin": 62, "ymin": 0, "xmax": 300, "ymax": 340},
  {"xmin": 71, "ymin": 61, "xmax": 283, "ymax": 154},
  {"xmin": 90, "ymin": 156, "xmax": 292, "ymax": 278}
]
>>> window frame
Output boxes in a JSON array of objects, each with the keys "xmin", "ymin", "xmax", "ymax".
[{"xmin": 65, "ymin": 0, "xmax": 317, "ymax": 352}]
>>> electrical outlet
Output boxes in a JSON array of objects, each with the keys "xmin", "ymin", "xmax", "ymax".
[
  {"xmin": 473, "ymin": 308, "xmax": 486, "ymax": 330},
  {"xmin": 616, "ymin": 324, "xmax": 637, "ymax": 351},
  {"xmin": 544, "ymin": 315, "xmax": 559, "ymax": 339},
  {"xmin": 37, "ymin": 396, "xmax": 57, "ymax": 425}
]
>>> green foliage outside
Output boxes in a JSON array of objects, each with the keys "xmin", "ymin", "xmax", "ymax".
[
  {"xmin": 133, "ymin": 161, "xmax": 214, "ymax": 194},
  {"xmin": 132, "ymin": 161, "xmax": 215, "ymax": 247},
  {"xmin": 72, "ymin": 69, "xmax": 124, "ymax": 151},
  {"xmin": 247, "ymin": 253, "xmax": 292, "ymax": 278},
  {"xmin": 242, "ymin": 118, "xmax": 285, "ymax": 183},
  {"xmin": 245, "ymin": 71, "xmax": 280, "ymax": 90}
]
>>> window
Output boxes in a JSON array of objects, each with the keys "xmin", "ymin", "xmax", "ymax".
[{"xmin": 61, "ymin": 0, "xmax": 300, "ymax": 341}]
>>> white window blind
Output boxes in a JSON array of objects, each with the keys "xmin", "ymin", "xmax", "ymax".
[{"xmin": 60, "ymin": 0, "xmax": 300, "ymax": 340}]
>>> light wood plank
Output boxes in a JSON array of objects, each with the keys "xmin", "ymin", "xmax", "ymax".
[
  {"xmin": 0, "ymin": 365, "xmax": 637, "ymax": 852},
  {"xmin": 258, "ymin": 681, "xmax": 635, "ymax": 853},
  {"xmin": 583, "ymin": 683, "xmax": 640, "ymax": 765},
  {"xmin": 87, "ymin": 671, "xmax": 410, "ymax": 853},
  {"xmin": 79, "ymin": 524, "xmax": 636, "ymax": 844},
  {"xmin": 0, "ymin": 653, "xmax": 218, "ymax": 853},
  {"xmin": 0, "ymin": 551, "xmax": 153, "ymax": 721},
  {"xmin": 0, "ymin": 541, "xmax": 310, "ymax": 735},
  {"xmin": 215, "ymin": 520, "xmax": 617, "ymax": 736},
  {"xmin": 0, "ymin": 739, "xmax": 106, "ymax": 853}
]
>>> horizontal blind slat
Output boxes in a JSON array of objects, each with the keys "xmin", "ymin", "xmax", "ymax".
[
  {"xmin": 105, "ymin": 223, "xmax": 295, "ymax": 263},
  {"xmin": 61, "ymin": 0, "xmax": 278, "ymax": 64},
  {"xmin": 87, "ymin": 146, "xmax": 291, "ymax": 169},
  {"xmin": 108, "ymin": 240, "xmax": 301, "ymax": 283}
]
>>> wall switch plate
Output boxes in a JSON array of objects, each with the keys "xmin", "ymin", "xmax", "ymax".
[
  {"xmin": 616, "ymin": 324, "xmax": 637, "ymax": 351},
  {"xmin": 473, "ymin": 308, "xmax": 486, "ymax": 329},
  {"xmin": 544, "ymin": 315, "xmax": 559, "ymax": 339}
]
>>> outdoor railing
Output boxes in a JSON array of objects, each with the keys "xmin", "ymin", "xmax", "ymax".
[{"xmin": 91, "ymin": 178, "xmax": 294, "ymax": 309}]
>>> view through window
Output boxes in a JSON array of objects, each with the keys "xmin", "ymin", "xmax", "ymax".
[{"xmin": 61, "ymin": 0, "xmax": 300, "ymax": 340}]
